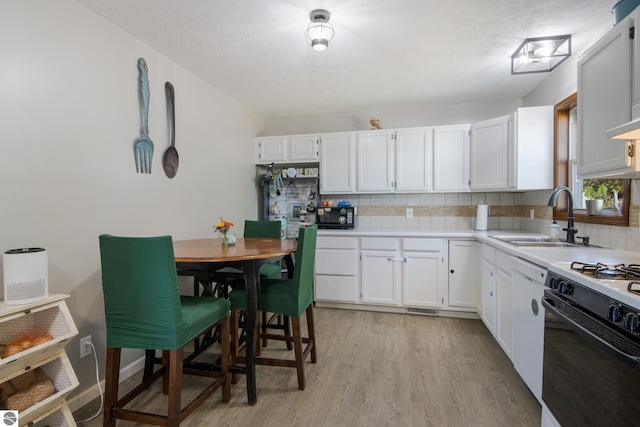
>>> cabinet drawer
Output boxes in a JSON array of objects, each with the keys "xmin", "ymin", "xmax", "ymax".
[
  {"xmin": 315, "ymin": 275, "xmax": 359, "ymax": 303},
  {"xmin": 316, "ymin": 249, "xmax": 358, "ymax": 275},
  {"xmin": 316, "ymin": 236, "xmax": 358, "ymax": 250},
  {"xmin": 482, "ymin": 244, "xmax": 496, "ymax": 263},
  {"xmin": 0, "ymin": 299, "xmax": 78, "ymax": 379},
  {"xmin": 496, "ymin": 251, "xmax": 512, "ymax": 275},
  {"xmin": 1, "ymin": 351, "xmax": 79, "ymax": 425},
  {"xmin": 361, "ymin": 237, "xmax": 398, "ymax": 251},
  {"xmin": 402, "ymin": 238, "xmax": 442, "ymax": 252}
]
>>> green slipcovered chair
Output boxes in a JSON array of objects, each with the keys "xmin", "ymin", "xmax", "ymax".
[
  {"xmin": 229, "ymin": 225, "xmax": 318, "ymax": 390},
  {"xmin": 99, "ymin": 234, "xmax": 231, "ymax": 427}
]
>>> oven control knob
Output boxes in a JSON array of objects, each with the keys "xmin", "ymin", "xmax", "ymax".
[
  {"xmin": 624, "ymin": 313, "xmax": 640, "ymax": 332},
  {"xmin": 559, "ymin": 281, "xmax": 574, "ymax": 295},
  {"xmin": 607, "ymin": 304, "xmax": 623, "ymax": 323},
  {"xmin": 340, "ymin": 208, "xmax": 347, "ymax": 215},
  {"xmin": 548, "ymin": 277, "xmax": 558, "ymax": 289}
]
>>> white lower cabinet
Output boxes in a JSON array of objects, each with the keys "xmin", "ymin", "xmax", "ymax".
[
  {"xmin": 481, "ymin": 259, "xmax": 496, "ymax": 333},
  {"xmin": 495, "ymin": 252, "xmax": 513, "ymax": 358},
  {"xmin": 402, "ymin": 238, "xmax": 445, "ymax": 308},
  {"xmin": 315, "ymin": 235, "xmax": 359, "ymax": 303},
  {"xmin": 448, "ymin": 240, "xmax": 479, "ymax": 309},
  {"xmin": 315, "ymin": 234, "xmax": 475, "ymax": 316},
  {"xmin": 480, "ymin": 244, "xmax": 514, "ymax": 359},
  {"xmin": 361, "ymin": 237, "xmax": 401, "ymax": 305}
]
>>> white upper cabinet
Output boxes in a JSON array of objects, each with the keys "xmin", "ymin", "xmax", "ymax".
[
  {"xmin": 254, "ymin": 134, "xmax": 319, "ymax": 164},
  {"xmin": 470, "ymin": 115, "xmax": 509, "ymax": 190},
  {"xmin": 356, "ymin": 128, "xmax": 434, "ymax": 193},
  {"xmin": 395, "ymin": 127, "xmax": 434, "ymax": 192},
  {"xmin": 471, "ymin": 107, "xmax": 553, "ymax": 191},
  {"xmin": 357, "ymin": 130, "xmax": 395, "ymax": 192},
  {"xmin": 578, "ymin": 15, "xmax": 634, "ymax": 178},
  {"xmin": 433, "ymin": 124, "xmax": 470, "ymax": 192},
  {"xmin": 319, "ymin": 132, "xmax": 357, "ymax": 193},
  {"xmin": 509, "ymin": 106, "xmax": 554, "ymax": 190}
]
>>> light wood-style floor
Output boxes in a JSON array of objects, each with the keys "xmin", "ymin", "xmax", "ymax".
[{"xmin": 74, "ymin": 308, "xmax": 540, "ymax": 426}]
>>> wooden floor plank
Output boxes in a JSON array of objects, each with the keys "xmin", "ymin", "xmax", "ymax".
[{"xmin": 74, "ymin": 308, "xmax": 540, "ymax": 426}]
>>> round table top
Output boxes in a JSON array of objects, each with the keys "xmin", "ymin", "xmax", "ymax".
[{"xmin": 173, "ymin": 237, "xmax": 296, "ymax": 263}]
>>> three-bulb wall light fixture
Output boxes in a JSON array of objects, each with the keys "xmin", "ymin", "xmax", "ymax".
[
  {"xmin": 511, "ymin": 35, "xmax": 571, "ymax": 74},
  {"xmin": 305, "ymin": 9, "xmax": 335, "ymax": 51}
]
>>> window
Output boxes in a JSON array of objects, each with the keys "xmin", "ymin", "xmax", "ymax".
[{"xmin": 554, "ymin": 93, "xmax": 630, "ymax": 226}]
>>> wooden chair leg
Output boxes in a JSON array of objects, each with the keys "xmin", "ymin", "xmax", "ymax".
[
  {"xmin": 306, "ymin": 305, "xmax": 317, "ymax": 363},
  {"xmin": 167, "ymin": 348, "xmax": 183, "ymax": 427},
  {"xmin": 230, "ymin": 308, "xmax": 240, "ymax": 385},
  {"xmin": 162, "ymin": 350, "xmax": 170, "ymax": 394},
  {"xmin": 104, "ymin": 347, "xmax": 121, "ymax": 427},
  {"xmin": 220, "ymin": 315, "xmax": 231, "ymax": 402},
  {"xmin": 291, "ymin": 317, "xmax": 305, "ymax": 390}
]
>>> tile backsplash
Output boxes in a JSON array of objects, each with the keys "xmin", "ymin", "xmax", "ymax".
[{"xmin": 322, "ymin": 189, "xmax": 640, "ymax": 253}]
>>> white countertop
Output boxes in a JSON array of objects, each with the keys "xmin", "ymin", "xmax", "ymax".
[{"xmin": 319, "ymin": 227, "xmax": 640, "ymax": 269}]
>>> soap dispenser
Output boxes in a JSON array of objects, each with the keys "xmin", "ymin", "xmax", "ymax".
[{"xmin": 549, "ymin": 219, "xmax": 560, "ymax": 240}]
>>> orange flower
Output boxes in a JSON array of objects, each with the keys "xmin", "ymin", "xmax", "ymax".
[{"xmin": 215, "ymin": 218, "xmax": 234, "ymax": 233}]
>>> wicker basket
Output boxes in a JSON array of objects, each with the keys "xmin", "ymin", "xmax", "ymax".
[
  {"xmin": 0, "ymin": 297, "xmax": 78, "ymax": 379},
  {"xmin": 28, "ymin": 401, "xmax": 76, "ymax": 427},
  {"xmin": 0, "ymin": 351, "xmax": 78, "ymax": 425}
]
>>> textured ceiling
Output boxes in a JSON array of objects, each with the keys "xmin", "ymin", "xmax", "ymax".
[{"xmin": 75, "ymin": 0, "xmax": 614, "ymax": 118}]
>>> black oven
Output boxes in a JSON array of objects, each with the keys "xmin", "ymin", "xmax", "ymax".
[
  {"xmin": 316, "ymin": 206, "xmax": 356, "ymax": 229},
  {"xmin": 541, "ymin": 283, "xmax": 640, "ymax": 426}
]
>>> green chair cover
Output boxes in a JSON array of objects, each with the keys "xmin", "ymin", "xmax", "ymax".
[
  {"xmin": 99, "ymin": 234, "xmax": 230, "ymax": 350},
  {"xmin": 245, "ymin": 220, "xmax": 283, "ymax": 279},
  {"xmin": 229, "ymin": 225, "xmax": 317, "ymax": 317}
]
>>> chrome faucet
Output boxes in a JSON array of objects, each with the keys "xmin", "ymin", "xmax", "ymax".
[{"xmin": 547, "ymin": 186, "xmax": 578, "ymax": 243}]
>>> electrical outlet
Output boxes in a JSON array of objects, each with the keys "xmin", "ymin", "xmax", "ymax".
[
  {"xmin": 80, "ymin": 335, "xmax": 92, "ymax": 358},
  {"xmin": 406, "ymin": 208, "xmax": 413, "ymax": 219}
]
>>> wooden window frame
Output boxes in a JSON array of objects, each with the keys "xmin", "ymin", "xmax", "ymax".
[{"xmin": 553, "ymin": 92, "xmax": 630, "ymax": 226}]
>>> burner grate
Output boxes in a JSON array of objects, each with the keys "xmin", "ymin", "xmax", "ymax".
[{"xmin": 570, "ymin": 262, "xmax": 640, "ymax": 280}]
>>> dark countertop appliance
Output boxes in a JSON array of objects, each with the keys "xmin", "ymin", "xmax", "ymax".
[{"xmin": 317, "ymin": 206, "xmax": 356, "ymax": 229}]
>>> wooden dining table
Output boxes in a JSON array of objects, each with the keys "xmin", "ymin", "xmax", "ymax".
[{"xmin": 173, "ymin": 237, "xmax": 297, "ymax": 405}]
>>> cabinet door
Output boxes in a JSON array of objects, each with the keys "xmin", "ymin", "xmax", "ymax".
[
  {"xmin": 470, "ymin": 116, "xmax": 509, "ymax": 190},
  {"xmin": 578, "ymin": 17, "xmax": 633, "ymax": 178},
  {"xmin": 395, "ymin": 127, "xmax": 434, "ymax": 191},
  {"xmin": 254, "ymin": 136, "xmax": 287, "ymax": 164},
  {"xmin": 361, "ymin": 252, "xmax": 400, "ymax": 305},
  {"xmin": 403, "ymin": 252, "xmax": 442, "ymax": 308},
  {"xmin": 433, "ymin": 125, "xmax": 470, "ymax": 191},
  {"xmin": 495, "ymin": 270, "xmax": 512, "ymax": 358},
  {"xmin": 289, "ymin": 134, "xmax": 319, "ymax": 162},
  {"xmin": 480, "ymin": 259, "xmax": 496, "ymax": 334},
  {"xmin": 448, "ymin": 240, "xmax": 479, "ymax": 309},
  {"xmin": 511, "ymin": 106, "xmax": 554, "ymax": 190},
  {"xmin": 357, "ymin": 130, "xmax": 395, "ymax": 192},
  {"xmin": 319, "ymin": 132, "xmax": 356, "ymax": 193}
]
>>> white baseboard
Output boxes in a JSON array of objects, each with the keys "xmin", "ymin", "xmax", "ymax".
[{"xmin": 67, "ymin": 354, "xmax": 146, "ymax": 414}]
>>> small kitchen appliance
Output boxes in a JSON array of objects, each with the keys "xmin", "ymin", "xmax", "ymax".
[
  {"xmin": 317, "ymin": 206, "xmax": 356, "ymax": 229},
  {"xmin": 3, "ymin": 247, "xmax": 49, "ymax": 305}
]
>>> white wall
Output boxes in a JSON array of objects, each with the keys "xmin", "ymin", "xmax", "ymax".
[{"xmin": 0, "ymin": 0, "xmax": 262, "ymax": 405}]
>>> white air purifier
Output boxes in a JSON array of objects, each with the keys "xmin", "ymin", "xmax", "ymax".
[{"xmin": 3, "ymin": 247, "xmax": 49, "ymax": 305}]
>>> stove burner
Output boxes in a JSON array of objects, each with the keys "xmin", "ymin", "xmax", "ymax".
[{"xmin": 571, "ymin": 262, "xmax": 640, "ymax": 280}]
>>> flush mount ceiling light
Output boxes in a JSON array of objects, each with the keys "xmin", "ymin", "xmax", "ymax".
[
  {"xmin": 305, "ymin": 9, "xmax": 335, "ymax": 51},
  {"xmin": 511, "ymin": 35, "xmax": 571, "ymax": 74}
]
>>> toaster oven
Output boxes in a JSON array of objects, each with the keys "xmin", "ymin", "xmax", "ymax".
[{"xmin": 316, "ymin": 206, "xmax": 356, "ymax": 229}]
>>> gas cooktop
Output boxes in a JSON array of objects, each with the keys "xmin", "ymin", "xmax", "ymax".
[{"xmin": 549, "ymin": 259, "xmax": 640, "ymax": 309}]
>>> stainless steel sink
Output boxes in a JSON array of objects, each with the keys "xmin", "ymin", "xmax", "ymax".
[{"xmin": 490, "ymin": 235, "xmax": 599, "ymax": 248}]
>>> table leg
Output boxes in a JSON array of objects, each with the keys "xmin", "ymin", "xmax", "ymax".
[{"xmin": 242, "ymin": 259, "xmax": 259, "ymax": 405}]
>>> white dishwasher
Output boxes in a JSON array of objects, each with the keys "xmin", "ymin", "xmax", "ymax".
[{"xmin": 511, "ymin": 257, "xmax": 547, "ymax": 404}]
